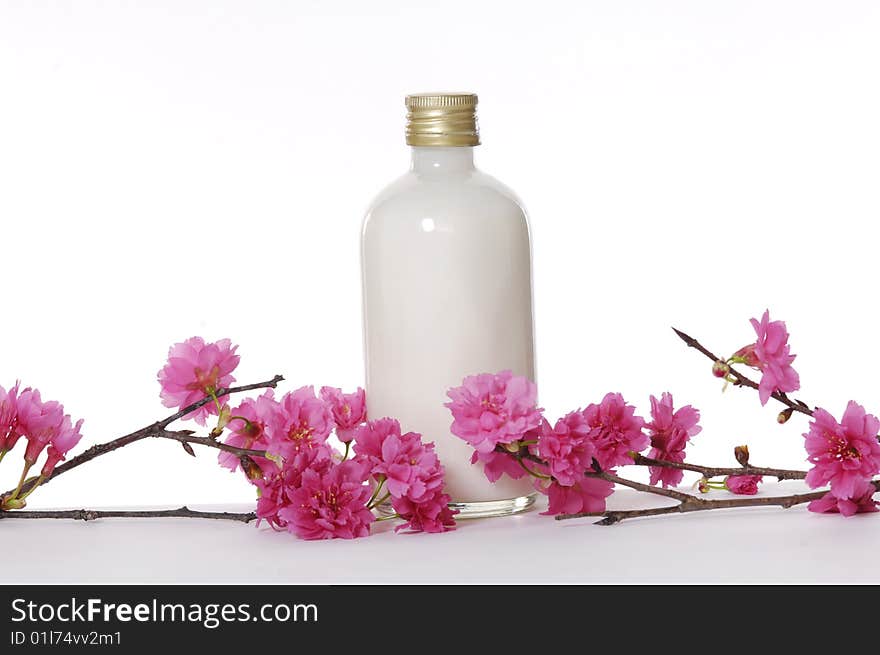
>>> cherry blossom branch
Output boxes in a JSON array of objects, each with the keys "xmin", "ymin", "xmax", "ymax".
[
  {"xmin": 501, "ymin": 445, "xmax": 823, "ymax": 525},
  {"xmin": 672, "ymin": 327, "xmax": 814, "ymax": 417},
  {"xmin": 160, "ymin": 430, "xmax": 268, "ymax": 459},
  {"xmin": 557, "ymin": 487, "xmax": 832, "ymax": 525},
  {"xmin": 507, "ymin": 445, "xmax": 808, "ymax": 485},
  {"xmin": 631, "ymin": 453, "xmax": 806, "ymax": 481},
  {"xmin": 0, "ymin": 506, "xmax": 256, "ymax": 523},
  {"xmin": 510, "ymin": 446, "xmax": 697, "ymax": 503},
  {"xmin": 4, "ymin": 375, "xmax": 283, "ymax": 499},
  {"xmin": 591, "ymin": 469, "xmax": 693, "ymax": 501}
]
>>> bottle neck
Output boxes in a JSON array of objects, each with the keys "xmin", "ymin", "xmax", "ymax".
[{"xmin": 410, "ymin": 146, "xmax": 476, "ymax": 174}]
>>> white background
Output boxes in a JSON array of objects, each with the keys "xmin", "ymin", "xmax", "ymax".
[{"xmin": 1, "ymin": 0, "xmax": 879, "ymax": 510}]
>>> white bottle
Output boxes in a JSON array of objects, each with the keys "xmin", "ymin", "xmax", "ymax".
[{"xmin": 361, "ymin": 93, "xmax": 536, "ymax": 518}]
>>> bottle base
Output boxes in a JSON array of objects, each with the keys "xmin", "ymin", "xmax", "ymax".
[
  {"xmin": 449, "ymin": 493, "xmax": 537, "ymax": 519},
  {"xmin": 378, "ymin": 493, "xmax": 537, "ymax": 520}
]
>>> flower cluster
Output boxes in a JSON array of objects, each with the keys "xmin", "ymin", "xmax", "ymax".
[
  {"xmin": 158, "ymin": 337, "xmax": 455, "ymax": 540},
  {"xmin": 242, "ymin": 397, "xmax": 456, "ymax": 539},
  {"xmin": 0, "ymin": 382, "xmax": 83, "ymax": 510},
  {"xmin": 446, "ymin": 311, "xmax": 880, "ymax": 522},
  {"xmin": 804, "ymin": 402, "xmax": 880, "ymax": 516},
  {"xmin": 719, "ymin": 311, "xmax": 879, "ymax": 513},
  {"xmin": 446, "ymin": 371, "xmax": 699, "ymax": 515},
  {"xmin": 353, "ymin": 418, "xmax": 456, "ymax": 533}
]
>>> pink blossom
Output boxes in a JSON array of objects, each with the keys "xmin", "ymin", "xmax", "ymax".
[
  {"xmin": 11, "ymin": 387, "xmax": 83, "ymax": 476},
  {"xmin": 470, "ymin": 450, "xmax": 529, "ymax": 483},
  {"xmin": 379, "ymin": 432, "xmax": 443, "ymax": 501},
  {"xmin": 252, "ymin": 464, "xmax": 310, "ymax": 530},
  {"xmin": 734, "ymin": 310, "xmax": 800, "ymax": 405},
  {"xmin": 253, "ymin": 473, "xmax": 289, "ymax": 529},
  {"xmin": 278, "ymin": 459, "xmax": 375, "ymax": 540},
  {"xmin": 804, "ymin": 402, "xmax": 880, "ymax": 499},
  {"xmin": 725, "ymin": 475, "xmax": 762, "ymax": 495},
  {"xmin": 352, "ymin": 418, "xmax": 457, "ymax": 532},
  {"xmin": 446, "ymin": 371, "xmax": 543, "ymax": 454},
  {"xmin": 352, "ymin": 418, "xmax": 447, "ymax": 502},
  {"xmin": 646, "ymin": 393, "xmax": 701, "ymax": 488},
  {"xmin": 352, "ymin": 418, "xmax": 404, "ymax": 470},
  {"xmin": 320, "ymin": 386, "xmax": 366, "ymax": 443},
  {"xmin": 253, "ymin": 443, "xmax": 361, "ymax": 534},
  {"xmin": 40, "ymin": 414, "xmax": 84, "ymax": 477},
  {"xmin": 541, "ymin": 477, "xmax": 615, "ymax": 515},
  {"xmin": 157, "ymin": 337, "xmax": 240, "ymax": 425},
  {"xmin": 648, "ymin": 450, "xmax": 687, "ymax": 488},
  {"xmin": 15, "ymin": 388, "xmax": 64, "ymax": 464},
  {"xmin": 392, "ymin": 489, "xmax": 457, "ymax": 533},
  {"xmin": 218, "ymin": 391, "xmax": 281, "ymax": 475},
  {"xmin": 0, "ymin": 382, "xmax": 21, "ymax": 453},
  {"xmin": 535, "ymin": 413, "xmax": 596, "ymax": 486},
  {"xmin": 267, "ymin": 386, "xmax": 334, "ymax": 468},
  {"xmin": 581, "ymin": 393, "xmax": 648, "ymax": 470},
  {"xmin": 808, "ymin": 480, "xmax": 878, "ymax": 517}
]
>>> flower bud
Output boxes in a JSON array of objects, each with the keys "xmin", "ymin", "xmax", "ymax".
[
  {"xmin": 777, "ymin": 408, "xmax": 794, "ymax": 424},
  {"xmin": 1, "ymin": 494, "xmax": 25, "ymax": 510},
  {"xmin": 734, "ymin": 444, "xmax": 750, "ymax": 467},
  {"xmin": 732, "ymin": 344, "xmax": 760, "ymax": 368},
  {"xmin": 239, "ymin": 456, "xmax": 264, "ymax": 481},
  {"xmin": 698, "ymin": 477, "xmax": 710, "ymax": 493},
  {"xmin": 210, "ymin": 405, "xmax": 232, "ymax": 437},
  {"xmin": 725, "ymin": 474, "xmax": 762, "ymax": 495},
  {"xmin": 712, "ymin": 361, "xmax": 730, "ymax": 378}
]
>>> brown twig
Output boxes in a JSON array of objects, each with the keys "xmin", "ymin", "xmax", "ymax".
[
  {"xmin": 672, "ymin": 327, "xmax": 814, "ymax": 417},
  {"xmin": 0, "ymin": 505, "xmax": 256, "ymax": 523},
  {"xmin": 557, "ymin": 488, "xmax": 829, "ymax": 525},
  {"xmin": 499, "ymin": 444, "xmax": 825, "ymax": 526},
  {"xmin": 503, "ymin": 444, "xmax": 808, "ymax": 484},
  {"xmin": 591, "ymin": 469, "xmax": 695, "ymax": 502},
  {"xmin": 160, "ymin": 430, "xmax": 267, "ymax": 459},
  {"xmin": 507, "ymin": 445, "xmax": 712, "ymax": 503},
  {"xmin": 632, "ymin": 453, "xmax": 806, "ymax": 481},
  {"xmin": 4, "ymin": 375, "xmax": 283, "ymax": 499}
]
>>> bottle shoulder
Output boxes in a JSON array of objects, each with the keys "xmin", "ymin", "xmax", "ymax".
[{"xmin": 364, "ymin": 168, "xmax": 528, "ymax": 225}]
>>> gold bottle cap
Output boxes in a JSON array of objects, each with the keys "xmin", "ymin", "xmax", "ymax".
[{"xmin": 405, "ymin": 92, "xmax": 480, "ymax": 147}]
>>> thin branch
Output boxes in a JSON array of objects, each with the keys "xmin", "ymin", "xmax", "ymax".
[
  {"xmin": 505, "ymin": 444, "xmax": 808, "ymax": 485},
  {"xmin": 590, "ymin": 469, "xmax": 695, "ymax": 503},
  {"xmin": 498, "ymin": 443, "xmax": 825, "ymax": 526},
  {"xmin": 557, "ymin": 488, "xmax": 829, "ymax": 525},
  {"xmin": 5, "ymin": 375, "xmax": 283, "ymax": 498},
  {"xmin": 501, "ymin": 445, "xmax": 703, "ymax": 504},
  {"xmin": 159, "ymin": 430, "xmax": 267, "ymax": 459},
  {"xmin": 0, "ymin": 506, "xmax": 256, "ymax": 523},
  {"xmin": 632, "ymin": 453, "xmax": 806, "ymax": 481},
  {"xmin": 672, "ymin": 327, "xmax": 814, "ymax": 417}
]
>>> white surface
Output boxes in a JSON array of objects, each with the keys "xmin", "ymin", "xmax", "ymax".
[
  {"xmin": 1, "ymin": 1, "xmax": 880, "ymax": 511},
  {"xmin": 363, "ymin": 145, "xmax": 535, "ymax": 502},
  {"xmin": 2, "ymin": 483, "xmax": 877, "ymax": 584}
]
